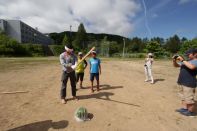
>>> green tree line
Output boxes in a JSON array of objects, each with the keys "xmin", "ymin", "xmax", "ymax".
[{"xmin": 0, "ymin": 23, "xmax": 197, "ymax": 57}]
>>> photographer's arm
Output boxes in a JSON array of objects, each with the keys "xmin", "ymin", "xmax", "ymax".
[
  {"xmin": 177, "ymin": 56, "xmax": 196, "ymax": 70},
  {"xmin": 182, "ymin": 61, "xmax": 196, "ymax": 70}
]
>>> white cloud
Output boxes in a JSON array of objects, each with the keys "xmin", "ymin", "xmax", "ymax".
[{"xmin": 0, "ymin": 0, "xmax": 141, "ymax": 36}]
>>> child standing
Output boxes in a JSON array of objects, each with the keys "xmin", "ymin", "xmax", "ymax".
[
  {"xmin": 89, "ymin": 51, "xmax": 101, "ymax": 93},
  {"xmin": 75, "ymin": 52, "xmax": 88, "ymax": 89},
  {"xmin": 144, "ymin": 53, "xmax": 154, "ymax": 84}
]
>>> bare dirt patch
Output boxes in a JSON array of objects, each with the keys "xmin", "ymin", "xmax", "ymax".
[{"xmin": 0, "ymin": 58, "xmax": 196, "ymax": 131}]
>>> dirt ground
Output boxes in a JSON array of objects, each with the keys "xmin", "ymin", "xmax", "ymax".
[{"xmin": 0, "ymin": 58, "xmax": 197, "ymax": 131}]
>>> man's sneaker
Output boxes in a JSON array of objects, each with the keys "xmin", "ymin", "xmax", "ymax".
[
  {"xmin": 150, "ymin": 81, "xmax": 154, "ymax": 84},
  {"xmin": 145, "ymin": 79, "xmax": 149, "ymax": 82},
  {"xmin": 175, "ymin": 108, "xmax": 188, "ymax": 113},
  {"xmin": 180, "ymin": 110, "xmax": 196, "ymax": 117}
]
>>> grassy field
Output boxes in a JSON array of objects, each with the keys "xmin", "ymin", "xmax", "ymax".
[{"xmin": 0, "ymin": 57, "xmax": 58, "ymax": 72}]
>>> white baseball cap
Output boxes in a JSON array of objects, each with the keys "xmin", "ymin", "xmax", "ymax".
[
  {"xmin": 148, "ymin": 53, "xmax": 153, "ymax": 56},
  {"xmin": 91, "ymin": 51, "xmax": 97, "ymax": 54},
  {"xmin": 78, "ymin": 52, "xmax": 83, "ymax": 55}
]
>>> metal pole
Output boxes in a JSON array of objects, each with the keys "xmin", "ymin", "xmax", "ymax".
[
  {"xmin": 122, "ymin": 38, "xmax": 126, "ymax": 58},
  {"xmin": 70, "ymin": 25, "xmax": 72, "ymax": 44}
]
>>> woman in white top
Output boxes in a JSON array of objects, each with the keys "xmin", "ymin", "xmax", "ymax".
[{"xmin": 144, "ymin": 53, "xmax": 154, "ymax": 84}]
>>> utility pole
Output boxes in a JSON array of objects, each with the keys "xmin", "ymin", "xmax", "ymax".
[
  {"xmin": 70, "ymin": 25, "xmax": 72, "ymax": 44},
  {"xmin": 122, "ymin": 38, "xmax": 126, "ymax": 58}
]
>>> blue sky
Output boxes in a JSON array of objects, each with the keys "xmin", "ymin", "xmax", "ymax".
[
  {"xmin": 0, "ymin": 0, "xmax": 196, "ymax": 39},
  {"xmin": 133, "ymin": 0, "xmax": 197, "ymax": 39}
]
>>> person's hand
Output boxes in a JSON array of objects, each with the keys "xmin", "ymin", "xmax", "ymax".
[
  {"xmin": 71, "ymin": 65, "xmax": 76, "ymax": 70},
  {"xmin": 177, "ymin": 56, "xmax": 184, "ymax": 62},
  {"xmin": 68, "ymin": 63, "xmax": 72, "ymax": 67}
]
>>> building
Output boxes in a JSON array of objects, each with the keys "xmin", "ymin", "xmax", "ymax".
[{"xmin": 0, "ymin": 19, "xmax": 53, "ymax": 45}]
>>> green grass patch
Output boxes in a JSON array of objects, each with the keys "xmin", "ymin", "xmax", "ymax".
[{"xmin": 0, "ymin": 57, "xmax": 58, "ymax": 72}]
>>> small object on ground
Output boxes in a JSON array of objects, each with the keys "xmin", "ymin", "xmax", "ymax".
[
  {"xmin": 175, "ymin": 108, "xmax": 188, "ymax": 113},
  {"xmin": 180, "ymin": 110, "xmax": 196, "ymax": 117},
  {"xmin": 1, "ymin": 91, "xmax": 29, "ymax": 94},
  {"xmin": 61, "ymin": 99, "xmax": 67, "ymax": 104},
  {"xmin": 75, "ymin": 107, "xmax": 90, "ymax": 122},
  {"xmin": 144, "ymin": 79, "xmax": 149, "ymax": 82}
]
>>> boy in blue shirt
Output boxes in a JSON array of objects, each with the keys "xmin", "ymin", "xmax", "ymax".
[
  {"xmin": 173, "ymin": 48, "xmax": 197, "ymax": 117},
  {"xmin": 89, "ymin": 51, "xmax": 101, "ymax": 93}
]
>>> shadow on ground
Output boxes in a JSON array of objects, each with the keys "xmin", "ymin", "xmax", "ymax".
[
  {"xmin": 81, "ymin": 84, "xmax": 123, "ymax": 90},
  {"xmin": 7, "ymin": 120, "xmax": 68, "ymax": 131},
  {"xmin": 99, "ymin": 84, "xmax": 123, "ymax": 91},
  {"xmin": 194, "ymin": 101, "xmax": 197, "ymax": 113},
  {"xmin": 77, "ymin": 92, "xmax": 140, "ymax": 107},
  {"xmin": 75, "ymin": 84, "xmax": 140, "ymax": 107},
  {"xmin": 154, "ymin": 79, "xmax": 165, "ymax": 83}
]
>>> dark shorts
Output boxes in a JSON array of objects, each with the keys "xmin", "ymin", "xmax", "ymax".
[
  {"xmin": 90, "ymin": 73, "xmax": 99, "ymax": 81},
  {"xmin": 76, "ymin": 73, "xmax": 84, "ymax": 82}
]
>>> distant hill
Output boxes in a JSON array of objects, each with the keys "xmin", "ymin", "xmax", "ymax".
[{"xmin": 49, "ymin": 31, "xmax": 128, "ymax": 44}]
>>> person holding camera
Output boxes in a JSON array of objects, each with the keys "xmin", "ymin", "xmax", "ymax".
[
  {"xmin": 173, "ymin": 48, "xmax": 197, "ymax": 117},
  {"xmin": 144, "ymin": 53, "xmax": 154, "ymax": 84}
]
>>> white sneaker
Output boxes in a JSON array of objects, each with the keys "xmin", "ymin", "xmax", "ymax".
[
  {"xmin": 61, "ymin": 99, "xmax": 67, "ymax": 104},
  {"xmin": 150, "ymin": 81, "xmax": 154, "ymax": 84},
  {"xmin": 145, "ymin": 79, "xmax": 149, "ymax": 82}
]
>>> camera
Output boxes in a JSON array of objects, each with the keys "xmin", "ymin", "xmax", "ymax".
[{"xmin": 172, "ymin": 55, "xmax": 179, "ymax": 60}]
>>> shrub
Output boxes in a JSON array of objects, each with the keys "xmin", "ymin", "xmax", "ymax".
[
  {"xmin": 22, "ymin": 44, "xmax": 45, "ymax": 56},
  {"xmin": 49, "ymin": 45, "xmax": 64, "ymax": 56},
  {"xmin": 179, "ymin": 39, "xmax": 197, "ymax": 54}
]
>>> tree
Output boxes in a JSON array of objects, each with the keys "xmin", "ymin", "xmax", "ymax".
[
  {"xmin": 128, "ymin": 37, "xmax": 145, "ymax": 53},
  {"xmin": 179, "ymin": 38, "xmax": 197, "ymax": 54},
  {"xmin": 0, "ymin": 28, "xmax": 6, "ymax": 35},
  {"xmin": 73, "ymin": 23, "xmax": 87, "ymax": 51},
  {"xmin": 151, "ymin": 37, "xmax": 165, "ymax": 45},
  {"xmin": 181, "ymin": 37, "xmax": 187, "ymax": 44},
  {"xmin": 100, "ymin": 36, "xmax": 110, "ymax": 57},
  {"xmin": 145, "ymin": 41, "xmax": 165, "ymax": 57},
  {"xmin": 109, "ymin": 41, "xmax": 119, "ymax": 56},
  {"xmin": 0, "ymin": 34, "xmax": 29, "ymax": 56},
  {"xmin": 62, "ymin": 34, "xmax": 72, "ymax": 48},
  {"xmin": 165, "ymin": 35, "xmax": 181, "ymax": 53}
]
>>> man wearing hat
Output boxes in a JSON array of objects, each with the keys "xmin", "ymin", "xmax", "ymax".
[
  {"xmin": 144, "ymin": 53, "xmax": 154, "ymax": 84},
  {"xmin": 89, "ymin": 51, "xmax": 101, "ymax": 93},
  {"xmin": 173, "ymin": 48, "xmax": 197, "ymax": 117},
  {"xmin": 75, "ymin": 52, "xmax": 88, "ymax": 89},
  {"xmin": 59, "ymin": 45, "xmax": 78, "ymax": 104}
]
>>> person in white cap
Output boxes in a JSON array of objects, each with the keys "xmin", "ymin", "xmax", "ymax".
[
  {"xmin": 75, "ymin": 52, "xmax": 88, "ymax": 89},
  {"xmin": 59, "ymin": 45, "xmax": 78, "ymax": 104},
  {"xmin": 144, "ymin": 53, "xmax": 154, "ymax": 84}
]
